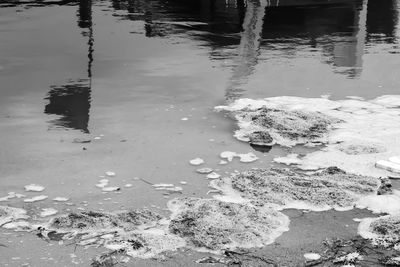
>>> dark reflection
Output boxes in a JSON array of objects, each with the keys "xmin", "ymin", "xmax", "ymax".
[
  {"xmin": 367, "ymin": 0, "xmax": 398, "ymax": 42},
  {"xmin": 250, "ymin": 144, "xmax": 272, "ymax": 153},
  {"xmin": 44, "ymin": 0, "xmax": 93, "ymax": 133},
  {"xmin": 99, "ymin": 0, "xmax": 398, "ymax": 98},
  {"xmin": 44, "ymin": 80, "xmax": 91, "ymax": 133}
]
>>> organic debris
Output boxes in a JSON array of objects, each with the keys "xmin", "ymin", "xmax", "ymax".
[
  {"xmin": 210, "ymin": 167, "xmax": 379, "ymax": 211},
  {"xmin": 168, "ymin": 198, "xmax": 289, "ymax": 251}
]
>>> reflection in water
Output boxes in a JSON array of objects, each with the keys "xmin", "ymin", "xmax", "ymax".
[
  {"xmin": 44, "ymin": 0, "xmax": 93, "ymax": 133},
  {"xmin": 3, "ymin": 0, "xmax": 399, "ymax": 128},
  {"xmin": 44, "ymin": 80, "xmax": 91, "ymax": 133},
  {"xmin": 226, "ymin": 0, "xmax": 267, "ymax": 101}
]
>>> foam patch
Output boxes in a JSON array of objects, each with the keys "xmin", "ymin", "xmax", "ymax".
[
  {"xmin": 168, "ymin": 197, "xmax": 289, "ymax": 251},
  {"xmin": 210, "ymin": 167, "xmax": 380, "ymax": 211},
  {"xmin": 0, "ymin": 206, "xmax": 29, "ymax": 227},
  {"xmin": 37, "ymin": 209, "xmax": 185, "ymax": 259},
  {"xmin": 358, "ymin": 215, "xmax": 400, "ymax": 250},
  {"xmin": 217, "ymin": 95, "xmax": 400, "ymax": 177}
]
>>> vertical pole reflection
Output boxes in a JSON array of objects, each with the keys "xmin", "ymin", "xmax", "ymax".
[
  {"xmin": 225, "ymin": 0, "xmax": 268, "ymax": 101},
  {"xmin": 44, "ymin": 0, "xmax": 93, "ymax": 133},
  {"xmin": 332, "ymin": 0, "xmax": 368, "ymax": 78}
]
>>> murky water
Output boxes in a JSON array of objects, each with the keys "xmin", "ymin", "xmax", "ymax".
[{"xmin": 1, "ymin": 0, "xmax": 400, "ymax": 266}]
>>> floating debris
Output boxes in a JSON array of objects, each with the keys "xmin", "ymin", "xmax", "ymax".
[
  {"xmin": 219, "ymin": 160, "xmax": 228, "ymax": 165},
  {"xmin": 105, "ymin": 171, "xmax": 116, "ymax": 177},
  {"xmin": 73, "ymin": 138, "xmax": 91, "ymax": 144},
  {"xmin": 96, "ymin": 179, "xmax": 109, "ymax": 188},
  {"xmin": 189, "ymin": 158, "xmax": 204, "ymax": 166},
  {"xmin": 196, "ymin": 168, "xmax": 213, "ymax": 174},
  {"xmin": 179, "ymin": 181, "xmax": 187, "ymax": 185},
  {"xmin": 102, "ymin": 187, "xmax": 120, "ymax": 192},
  {"xmin": 40, "ymin": 208, "xmax": 58, "ymax": 217},
  {"xmin": 220, "ymin": 151, "xmax": 258, "ymax": 163},
  {"xmin": 168, "ymin": 198, "xmax": 289, "ymax": 251},
  {"xmin": 238, "ymin": 152, "xmax": 258, "ymax": 163},
  {"xmin": 181, "ymin": 117, "xmax": 188, "ymax": 121},
  {"xmin": 124, "ymin": 184, "xmax": 133, "ymax": 188},
  {"xmin": 152, "ymin": 184, "xmax": 174, "ymax": 188},
  {"xmin": 206, "ymin": 172, "xmax": 221, "ymax": 179},
  {"xmin": 376, "ymin": 159, "xmax": 400, "ymax": 174},
  {"xmin": 210, "ymin": 167, "xmax": 379, "ymax": 211},
  {"xmin": 304, "ymin": 253, "xmax": 321, "ymax": 261},
  {"xmin": 220, "ymin": 151, "xmax": 237, "ymax": 162},
  {"xmin": 24, "ymin": 195, "xmax": 48, "ymax": 203},
  {"xmin": 0, "ymin": 192, "xmax": 25, "ymax": 202},
  {"xmin": 273, "ymin": 154, "xmax": 302, "ymax": 165},
  {"xmin": 24, "ymin": 184, "xmax": 45, "ymax": 192}
]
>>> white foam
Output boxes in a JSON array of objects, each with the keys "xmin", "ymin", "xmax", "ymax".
[
  {"xmin": 24, "ymin": 184, "xmax": 45, "ymax": 192},
  {"xmin": 53, "ymin": 197, "xmax": 69, "ymax": 202},
  {"xmin": 102, "ymin": 187, "xmax": 120, "ymax": 192},
  {"xmin": 105, "ymin": 171, "xmax": 116, "ymax": 177},
  {"xmin": 40, "ymin": 208, "xmax": 58, "ymax": 217},
  {"xmin": 304, "ymin": 253, "xmax": 321, "ymax": 260},
  {"xmin": 206, "ymin": 172, "xmax": 221, "ymax": 179},
  {"xmin": 375, "ymin": 160, "xmax": 400, "ymax": 173},
  {"xmin": 356, "ymin": 190, "xmax": 400, "ymax": 215},
  {"xmin": 189, "ymin": 158, "xmax": 204, "ymax": 166},
  {"xmin": 196, "ymin": 168, "xmax": 213, "ymax": 174},
  {"xmin": 220, "ymin": 95, "xmax": 400, "ymax": 177},
  {"xmin": 273, "ymin": 154, "xmax": 302, "ymax": 165},
  {"xmin": 24, "ymin": 195, "xmax": 48, "ymax": 203},
  {"xmin": 0, "ymin": 206, "xmax": 29, "ymax": 227},
  {"xmin": 220, "ymin": 151, "xmax": 258, "ymax": 163}
]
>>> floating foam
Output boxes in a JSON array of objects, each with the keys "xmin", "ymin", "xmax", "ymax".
[
  {"xmin": 210, "ymin": 167, "xmax": 379, "ymax": 211},
  {"xmin": 358, "ymin": 215, "xmax": 400, "ymax": 250},
  {"xmin": 220, "ymin": 151, "xmax": 258, "ymax": 163},
  {"xmin": 218, "ymin": 95, "xmax": 400, "ymax": 177},
  {"xmin": 356, "ymin": 190, "xmax": 400, "ymax": 215},
  {"xmin": 105, "ymin": 171, "xmax": 116, "ymax": 177},
  {"xmin": 40, "ymin": 208, "xmax": 58, "ymax": 217},
  {"xmin": 24, "ymin": 195, "xmax": 48, "ymax": 203},
  {"xmin": 0, "ymin": 192, "xmax": 26, "ymax": 202},
  {"xmin": 37, "ymin": 209, "xmax": 185, "ymax": 259},
  {"xmin": 196, "ymin": 168, "xmax": 213, "ymax": 174},
  {"xmin": 304, "ymin": 253, "xmax": 321, "ymax": 260},
  {"xmin": 24, "ymin": 184, "xmax": 45, "ymax": 192},
  {"xmin": 0, "ymin": 206, "xmax": 29, "ymax": 227},
  {"xmin": 189, "ymin": 158, "xmax": 204, "ymax": 166},
  {"xmin": 168, "ymin": 198, "xmax": 289, "ymax": 251},
  {"xmin": 102, "ymin": 187, "xmax": 120, "ymax": 192},
  {"xmin": 53, "ymin": 197, "xmax": 69, "ymax": 202},
  {"xmin": 206, "ymin": 172, "xmax": 221, "ymax": 179},
  {"xmin": 273, "ymin": 154, "xmax": 302, "ymax": 165}
]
